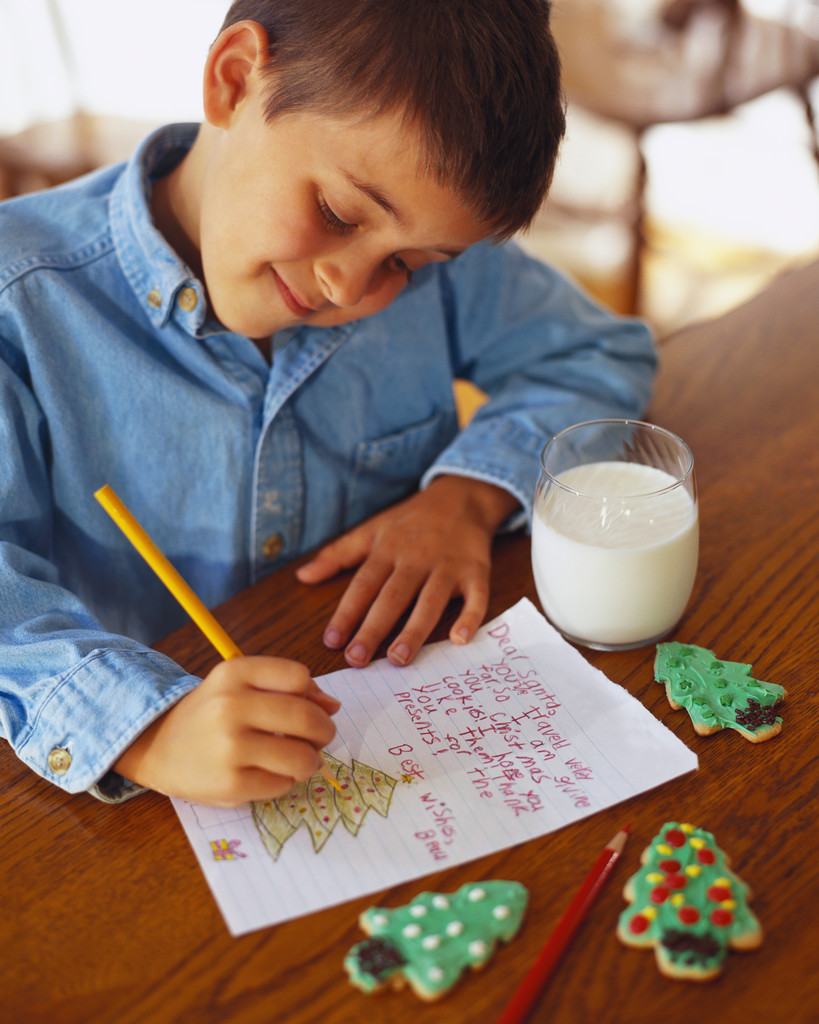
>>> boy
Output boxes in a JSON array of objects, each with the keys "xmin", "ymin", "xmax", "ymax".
[{"xmin": 0, "ymin": 0, "xmax": 655, "ymax": 807}]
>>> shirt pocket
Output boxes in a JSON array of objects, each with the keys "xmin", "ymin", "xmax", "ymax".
[{"xmin": 345, "ymin": 409, "xmax": 457, "ymax": 528}]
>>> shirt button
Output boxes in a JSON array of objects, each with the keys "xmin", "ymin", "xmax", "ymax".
[
  {"xmin": 147, "ymin": 289, "xmax": 162, "ymax": 308},
  {"xmin": 177, "ymin": 286, "xmax": 198, "ymax": 312},
  {"xmin": 263, "ymin": 534, "xmax": 283, "ymax": 560},
  {"xmin": 48, "ymin": 748, "xmax": 72, "ymax": 774}
]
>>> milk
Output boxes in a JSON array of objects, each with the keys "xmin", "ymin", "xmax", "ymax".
[{"xmin": 532, "ymin": 461, "xmax": 698, "ymax": 648}]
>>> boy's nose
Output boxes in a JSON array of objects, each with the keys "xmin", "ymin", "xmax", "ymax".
[{"xmin": 316, "ymin": 256, "xmax": 376, "ymax": 309}]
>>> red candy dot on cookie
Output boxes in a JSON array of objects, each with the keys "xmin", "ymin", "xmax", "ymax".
[
  {"xmin": 658, "ymin": 859, "xmax": 680, "ymax": 873},
  {"xmin": 650, "ymin": 886, "xmax": 670, "ymax": 904},
  {"xmin": 665, "ymin": 873, "xmax": 687, "ymax": 890},
  {"xmin": 678, "ymin": 906, "xmax": 700, "ymax": 925},
  {"xmin": 707, "ymin": 885, "xmax": 732, "ymax": 902},
  {"xmin": 696, "ymin": 848, "xmax": 716, "ymax": 865},
  {"xmin": 629, "ymin": 914, "xmax": 651, "ymax": 935},
  {"xmin": 665, "ymin": 828, "xmax": 686, "ymax": 847},
  {"xmin": 711, "ymin": 908, "xmax": 734, "ymax": 927}
]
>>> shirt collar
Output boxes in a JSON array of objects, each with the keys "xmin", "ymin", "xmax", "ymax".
[{"xmin": 109, "ymin": 123, "xmax": 208, "ymax": 334}]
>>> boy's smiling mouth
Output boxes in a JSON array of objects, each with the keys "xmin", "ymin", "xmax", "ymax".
[{"xmin": 272, "ymin": 268, "xmax": 319, "ymax": 317}]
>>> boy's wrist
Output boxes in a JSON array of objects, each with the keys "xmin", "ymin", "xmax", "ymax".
[{"xmin": 425, "ymin": 474, "xmax": 520, "ymax": 534}]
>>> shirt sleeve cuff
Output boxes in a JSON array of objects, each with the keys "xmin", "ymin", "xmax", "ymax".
[{"xmin": 16, "ymin": 647, "xmax": 199, "ymax": 795}]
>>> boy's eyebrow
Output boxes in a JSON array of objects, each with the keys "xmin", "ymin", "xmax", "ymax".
[
  {"xmin": 344, "ymin": 173, "xmax": 405, "ymax": 224},
  {"xmin": 344, "ymin": 172, "xmax": 468, "ymax": 259}
]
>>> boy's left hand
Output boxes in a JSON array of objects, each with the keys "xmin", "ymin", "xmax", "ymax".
[{"xmin": 295, "ymin": 476, "xmax": 519, "ymax": 667}]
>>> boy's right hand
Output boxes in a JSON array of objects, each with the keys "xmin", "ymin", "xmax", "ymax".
[{"xmin": 113, "ymin": 656, "xmax": 340, "ymax": 807}]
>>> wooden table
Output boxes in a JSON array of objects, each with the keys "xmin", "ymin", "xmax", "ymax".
[{"xmin": 3, "ymin": 260, "xmax": 818, "ymax": 1024}]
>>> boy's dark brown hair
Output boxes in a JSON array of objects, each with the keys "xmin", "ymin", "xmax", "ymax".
[{"xmin": 220, "ymin": 0, "xmax": 565, "ymax": 239}]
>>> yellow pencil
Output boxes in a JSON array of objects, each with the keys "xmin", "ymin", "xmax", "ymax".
[{"xmin": 94, "ymin": 484, "xmax": 342, "ymax": 793}]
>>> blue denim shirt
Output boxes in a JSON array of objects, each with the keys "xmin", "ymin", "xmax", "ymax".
[{"xmin": 0, "ymin": 125, "xmax": 656, "ymax": 800}]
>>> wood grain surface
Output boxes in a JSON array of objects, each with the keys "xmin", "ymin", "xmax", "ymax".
[{"xmin": 2, "ymin": 259, "xmax": 817, "ymax": 1024}]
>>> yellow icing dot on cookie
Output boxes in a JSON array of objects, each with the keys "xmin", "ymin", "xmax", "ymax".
[
  {"xmin": 646, "ymin": 872, "xmax": 664, "ymax": 884},
  {"xmin": 656, "ymin": 844, "xmax": 673, "ymax": 855},
  {"xmin": 680, "ymin": 823, "xmax": 695, "ymax": 833},
  {"xmin": 642, "ymin": 907, "xmax": 658, "ymax": 921},
  {"xmin": 689, "ymin": 837, "xmax": 706, "ymax": 849},
  {"xmin": 671, "ymin": 894, "xmax": 685, "ymax": 908},
  {"xmin": 721, "ymin": 899, "xmax": 737, "ymax": 910},
  {"xmin": 685, "ymin": 865, "xmax": 702, "ymax": 878},
  {"xmin": 715, "ymin": 877, "xmax": 732, "ymax": 887}
]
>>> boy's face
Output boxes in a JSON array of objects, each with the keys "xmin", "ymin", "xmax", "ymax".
[{"xmin": 174, "ymin": 86, "xmax": 490, "ymax": 340}]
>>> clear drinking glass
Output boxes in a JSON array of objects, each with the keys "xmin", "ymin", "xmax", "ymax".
[{"xmin": 531, "ymin": 419, "xmax": 698, "ymax": 650}]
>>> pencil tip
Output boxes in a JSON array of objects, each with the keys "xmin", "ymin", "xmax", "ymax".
[{"xmin": 623, "ymin": 822, "xmax": 632, "ymax": 833}]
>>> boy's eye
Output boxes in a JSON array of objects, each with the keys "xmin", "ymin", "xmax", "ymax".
[
  {"xmin": 388, "ymin": 254, "xmax": 410, "ymax": 275},
  {"xmin": 318, "ymin": 196, "xmax": 356, "ymax": 236}
]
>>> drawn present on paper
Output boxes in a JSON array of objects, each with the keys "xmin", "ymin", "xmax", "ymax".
[{"xmin": 251, "ymin": 753, "xmax": 398, "ymax": 861}]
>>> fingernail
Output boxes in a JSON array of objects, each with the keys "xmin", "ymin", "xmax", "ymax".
[
  {"xmin": 324, "ymin": 628, "xmax": 344, "ymax": 648},
  {"xmin": 346, "ymin": 643, "xmax": 368, "ymax": 665},
  {"xmin": 390, "ymin": 643, "xmax": 411, "ymax": 665},
  {"xmin": 452, "ymin": 627, "xmax": 470, "ymax": 645}
]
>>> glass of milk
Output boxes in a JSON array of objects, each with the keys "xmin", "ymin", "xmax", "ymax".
[{"xmin": 532, "ymin": 419, "xmax": 698, "ymax": 650}]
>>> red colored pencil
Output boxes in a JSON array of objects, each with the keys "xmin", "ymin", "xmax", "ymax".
[{"xmin": 496, "ymin": 824, "xmax": 631, "ymax": 1024}]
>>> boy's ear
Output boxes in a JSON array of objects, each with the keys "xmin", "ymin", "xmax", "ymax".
[{"xmin": 202, "ymin": 20, "xmax": 271, "ymax": 128}]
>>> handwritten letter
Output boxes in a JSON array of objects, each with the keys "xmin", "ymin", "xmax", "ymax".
[{"xmin": 172, "ymin": 599, "xmax": 697, "ymax": 935}]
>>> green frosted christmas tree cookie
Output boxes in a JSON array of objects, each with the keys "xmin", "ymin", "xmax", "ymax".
[
  {"xmin": 655, "ymin": 642, "xmax": 786, "ymax": 742},
  {"xmin": 344, "ymin": 880, "xmax": 528, "ymax": 1001},
  {"xmin": 617, "ymin": 822, "xmax": 763, "ymax": 981}
]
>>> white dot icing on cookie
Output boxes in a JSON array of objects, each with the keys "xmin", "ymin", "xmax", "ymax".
[
  {"xmin": 427, "ymin": 967, "xmax": 445, "ymax": 981},
  {"xmin": 469, "ymin": 940, "xmax": 489, "ymax": 957},
  {"xmin": 371, "ymin": 913, "xmax": 389, "ymax": 927},
  {"xmin": 468, "ymin": 887, "xmax": 486, "ymax": 901},
  {"xmin": 410, "ymin": 905, "xmax": 428, "ymax": 917},
  {"xmin": 402, "ymin": 923, "xmax": 422, "ymax": 938},
  {"xmin": 422, "ymin": 935, "xmax": 442, "ymax": 950},
  {"xmin": 446, "ymin": 920, "xmax": 464, "ymax": 936},
  {"xmin": 432, "ymin": 895, "xmax": 450, "ymax": 909},
  {"xmin": 493, "ymin": 905, "xmax": 511, "ymax": 920}
]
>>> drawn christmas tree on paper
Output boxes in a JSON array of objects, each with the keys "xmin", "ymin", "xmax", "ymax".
[
  {"xmin": 655, "ymin": 642, "xmax": 786, "ymax": 742},
  {"xmin": 617, "ymin": 822, "xmax": 762, "ymax": 980},
  {"xmin": 251, "ymin": 754, "xmax": 398, "ymax": 861}
]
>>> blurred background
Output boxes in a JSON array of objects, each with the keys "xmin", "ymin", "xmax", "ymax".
[{"xmin": 1, "ymin": 0, "xmax": 818, "ymax": 337}]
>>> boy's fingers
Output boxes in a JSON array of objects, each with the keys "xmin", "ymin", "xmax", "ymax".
[
  {"xmin": 296, "ymin": 523, "xmax": 376, "ymax": 584},
  {"xmin": 240, "ymin": 732, "xmax": 328, "ymax": 783},
  {"xmin": 211, "ymin": 743, "xmax": 328, "ymax": 807},
  {"xmin": 240, "ymin": 690, "xmax": 338, "ymax": 748},
  {"xmin": 212, "ymin": 655, "xmax": 326, "ymax": 700},
  {"xmin": 388, "ymin": 571, "xmax": 489, "ymax": 665},
  {"xmin": 322, "ymin": 556, "xmax": 398, "ymax": 651},
  {"xmin": 448, "ymin": 578, "xmax": 490, "ymax": 647},
  {"xmin": 344, "ymin": 566, "xmax": 455, "ymax": 667}
]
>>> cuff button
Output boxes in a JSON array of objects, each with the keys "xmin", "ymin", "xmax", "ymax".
[{"xmin": 47, "ymin": 748, "xmax": 72, "ymax": 774}]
